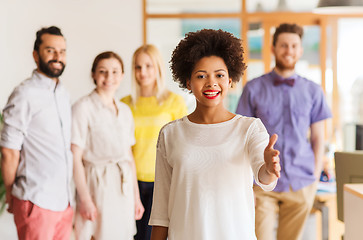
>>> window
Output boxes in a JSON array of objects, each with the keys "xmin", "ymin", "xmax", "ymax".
[{"xmin": 143, "ymin": 0, "xmax": 363, "ymax": 151}]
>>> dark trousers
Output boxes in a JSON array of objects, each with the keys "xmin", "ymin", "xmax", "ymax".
[{"xmin": 135, "ymin": 181, "xmax": 154, "ymax": 240}]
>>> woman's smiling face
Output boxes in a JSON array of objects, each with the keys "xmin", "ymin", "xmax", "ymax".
[
  {"xmin": 187, "ymin": 56, "xmax": 231, "ymax": 109},
  {"xmin": 93, "ymin": 57, "xmax": 123, "ymax": 95}
]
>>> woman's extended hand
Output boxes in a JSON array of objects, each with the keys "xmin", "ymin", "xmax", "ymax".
[{"xmin": 264, "ymin": 134, "xmax": 281, "ymax": 178}]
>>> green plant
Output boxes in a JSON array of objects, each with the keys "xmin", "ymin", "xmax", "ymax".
[
  {"xmin": 0, "ymin": 171, "xmax": 5, "ymax": 214},
  {"xmin": 0, "ymin": 113, "xmax": 5, "ymax": 214}
]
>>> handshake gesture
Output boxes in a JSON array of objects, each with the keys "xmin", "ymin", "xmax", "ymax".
[{"xmin": 261, "ymin": 134, "xmax": 281, "ymax": 183}]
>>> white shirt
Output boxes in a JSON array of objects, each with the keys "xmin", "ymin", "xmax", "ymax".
[
  {"xmin": 71, "ymin": 90, "xmax": 137, "ymax": 239},
  {"xmin": 149, "ymin": 115, "xmax": 277, "ymax": 240},
  {"xmin": 71, "ymin": 90, "xmax": 135, "ymax": 165},
  {"xmin": 0, "ymin": 70, "xmax": 72, "ymax": 211}
]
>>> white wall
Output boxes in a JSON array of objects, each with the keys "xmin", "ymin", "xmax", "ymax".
[
  {"xmin": 0, "ymin": 0, "xmax": 142, "ymax": 108},
  {"xmin": 0, "ymin": 0, "xmax": 142, "ymax": 237}
]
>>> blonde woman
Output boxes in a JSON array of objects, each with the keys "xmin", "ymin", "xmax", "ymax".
[
  {"xmin": 121, "ymin": 44, "xmax": 187, "ymax": 240},
  {"xmin": 72, "ymin": 51, "xmax": 144, "ymax": 239}
]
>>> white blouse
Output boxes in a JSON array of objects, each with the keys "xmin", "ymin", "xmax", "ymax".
[
  {"xmin": 71, "ymin": 90, "xmax": 137, "ymax": 239},
  {"xmin": 71, "ymin": 90, "xmax": 135, "ymax": 165},
  {"xmin": 149, "ymin": 115, "xmax": 277, "ymax": 240}
]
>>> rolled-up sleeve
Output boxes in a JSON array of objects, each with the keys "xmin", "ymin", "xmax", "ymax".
[
  {"xmin": 310, "ymin": 86, "xmax": 332, "ymax": 124},
  {"xmin": 1, "ymin": 88, "xmax": 31, "ymax": 150},
  {"xmin": 125, "ymin": 106, "xmax": 136, "ymax": 147},
  {"xmin": 71, "ymin": 101, "xmax": 89, "ymax": 149}
]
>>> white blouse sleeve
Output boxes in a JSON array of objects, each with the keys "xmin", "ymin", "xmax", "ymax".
[
  {"xmin": 247, "ymin": 119, "xmax": 277, "ymax": 191},
  {"xmin": 125, "ymin": 106, "xmax": 136, "ymax": 147},
  {"xmin": 71, "ymin": 100, "xmax": 89, "ymax": 149},
  {"xmin": 149, "ymin": 128, "xmax": 172, "ymax": 227}
]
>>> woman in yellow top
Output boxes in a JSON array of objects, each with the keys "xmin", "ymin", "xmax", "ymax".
[{"xmin": 121, "ymin": 44, "xmax": 187, "ymax": 240}]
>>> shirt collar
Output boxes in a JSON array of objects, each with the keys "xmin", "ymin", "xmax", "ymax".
[
  {"xmin": 270, "ymin": 69, "xmax": 298, "ymax": 82},
  {"xmin": 90, "ymin": 89, "xmax": 121, "ymax": 112},
  {"xmin": 32, "ymin": 69, "xmax": 59, "ymax": 91}
]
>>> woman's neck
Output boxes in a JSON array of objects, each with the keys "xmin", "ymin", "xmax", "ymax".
[
  {"xmin": 140, "ymin": 85, "xmax": 156, "ymax": 97},
  {"xmin": 188, "ymin": 104, "xmax": 235, "ymax": 124},
  {"xmin": 95, "ymin": 89, "xmax": 117, "ymax": 114}
]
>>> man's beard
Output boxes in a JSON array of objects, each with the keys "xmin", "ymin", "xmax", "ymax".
[
  {"xmin": 38, "ymin": 56, "xmax": 66, "ymax": 78},
  {"xmin": 275, "ymin": 57, "xmax": 296, "ymax": 71}
]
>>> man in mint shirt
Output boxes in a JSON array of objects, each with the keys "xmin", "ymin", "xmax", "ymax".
[{"xmin": 236, "ymin": 23, "xmax": 332, "ymax": 240}]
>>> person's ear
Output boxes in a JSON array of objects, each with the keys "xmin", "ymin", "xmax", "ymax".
[
  {"xmin": 91, "ymin": 73, "xmax": 97, "ymax": 85},
  {"xmin": 33, "ymin": 50, "xmax": 39, "ymax": 64},
  {"xmin": 271, "ymin": 44, "xmax": 275, "ymax": 55},
  {"xmin": 229, "ymin": 78, "xmax": 232, "ymax": 88},
  {"xmin": 186, "ymin": 79, "xmax": 191, "ymax": 91}
]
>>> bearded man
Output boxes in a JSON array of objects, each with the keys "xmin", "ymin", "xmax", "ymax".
[
  {"xmin": 236, "ymin": 23, "xmax": 332, "ymax": 240},
  {"xmin": 0, "ymin": 26, "xmax": 73, "ymax": 240}
]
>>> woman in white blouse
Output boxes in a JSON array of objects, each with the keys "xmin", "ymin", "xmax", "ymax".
[
  {"xmin": 71, "ymin": 51, "xmax": 144, "ymax": 240},
  {"xmin": 149, "ymin": 30, "xmax": 280, "ymax": 240}
]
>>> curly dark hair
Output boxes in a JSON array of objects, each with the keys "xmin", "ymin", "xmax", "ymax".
[
  {"xmin": 273, "ymin": 23, "xmax": 303, "ymax": 46},
  {"xmin": 170, "ymin": 29, "xmax": 246, "ymax": 90}
]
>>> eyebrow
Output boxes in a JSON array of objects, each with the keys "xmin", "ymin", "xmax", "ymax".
[
  {"xmin": 194, "ymin": 69, "xmax": 227, "ymax": 74},
  {"xmin": 44, "ymin": 46, "xmax": 66, "ymax": 51},
  {"xmin": 97, "ymin": 66, "xmax": 119, "ymax": 69}
]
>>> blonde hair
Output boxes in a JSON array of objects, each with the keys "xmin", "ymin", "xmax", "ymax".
[{"xmin": 130, "ymin": 44, "xmax": 169, "ymax": 105}]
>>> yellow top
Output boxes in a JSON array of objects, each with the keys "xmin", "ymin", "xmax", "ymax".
[{"xmin": 121, "ymin": 92, "xmax": 187, "ymax": 182}]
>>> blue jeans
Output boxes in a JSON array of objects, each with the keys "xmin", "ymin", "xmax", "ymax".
[{"xmin": 135, "ymin": 181, "xmax": 154, "ymax": 240}]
